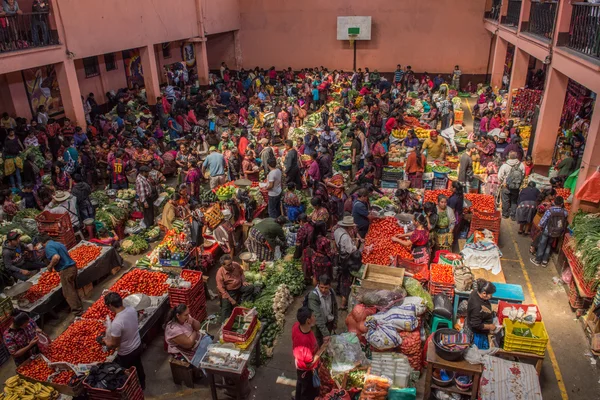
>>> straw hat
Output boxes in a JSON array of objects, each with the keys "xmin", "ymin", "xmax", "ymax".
[
  {"xmin": 259, "ymin": 138, "xmax": 269, "ymax": 145},
  {"xmin": 338, "ymin": 215, "xmax": 356, "ymax": 227},
  {"xmin": 52, "ymin": 191, "xmax": 70, "ymax": 203}
]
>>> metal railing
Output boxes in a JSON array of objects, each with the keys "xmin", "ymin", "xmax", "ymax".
[
  {"xmin": 568, "ymin": 3, "xmax": 600, "ymax": 60},
  {"xmin": 526, "ymin": 0, "xmax": 559, "ymax": 41},
  {"xmin": 502, "ymin": 0, "xmax": 523, "ymax": 28},
  {"xmin": 0, "ymin": 13, "xmax": 58, "ymax": 53},
  {"xmin": 485, "ymin": 0, "xmax": 502, "ymax": 21}
]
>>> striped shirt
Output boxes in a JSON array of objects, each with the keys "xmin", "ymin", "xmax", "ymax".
[
  {"xmin": 135, "ymin": 174, "xmax": 152, "ymax": 204},
  {"xmin": 394, "ymin": 70, "xmax": 404, "ymax": 83}
]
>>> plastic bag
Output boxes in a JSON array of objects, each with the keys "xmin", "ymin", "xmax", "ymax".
[
  {"xmin": 356, "ymin": 287, "xmax": 407, "ymax": 308},
  {"xmin": 274, "ymin": 246, "xmax": 282, "ymax": 260},
  {"xmin": 326, "ymin": 333, "xmax": 369, "ymax": 376},
  {"xmin": 433, "ymin": 294, "xmax": 453, "ymax": 320},
  {"xmin": 403, "ymin": 278, "xmax": 433, "ymax": 310},
  {"xmin": 365, "ymin": 319, "xmax": 402, "ymax": 350},
  {"xmin": 401, "ymin": 297, "xmax": 428, "ymax": 316},
  {"xmin": 388, "ymin": 388, "xmax": 417, "ymax": 400}
]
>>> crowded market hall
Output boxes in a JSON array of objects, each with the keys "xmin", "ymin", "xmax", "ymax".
[{"xmin": 0, "ymin": 2, "xmax": 599, "ymax": 400}]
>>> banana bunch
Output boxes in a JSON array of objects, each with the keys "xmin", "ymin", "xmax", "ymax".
[
  {"xmin": 519, "ymin": 125, "xmax": 532, "ymax": 139},
  {"xmin": 2, "ymin": 376, "xmax": 57, "ymax": 400},
  {"xmin": 414, "ymin": 127, "xmax": 431, "ymax": 139}
]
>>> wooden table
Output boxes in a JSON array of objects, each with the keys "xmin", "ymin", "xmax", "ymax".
[
  {"xmin": 203, "ymin": 326, "xmax": 263, "ymax": 400},
  {"xmin": 424, "ymin": 345, "xmax": 483, "ymax": 400}
]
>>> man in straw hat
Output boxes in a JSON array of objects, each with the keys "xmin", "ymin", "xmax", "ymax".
[
  {"xmin": 334, "ymin": 215, "xmax": 361, "ymax": 310},
  {"xmin": 46, "ymin": 190, "xmax": 79, "ymax": 229}
]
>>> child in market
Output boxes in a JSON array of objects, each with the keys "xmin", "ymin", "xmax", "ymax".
[{"xmin": 91, "ymin": 227, "xmax": 119, "ymax": 247}]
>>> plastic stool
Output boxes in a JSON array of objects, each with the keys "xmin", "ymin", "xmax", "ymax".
[{"xmin": 431, "ymin": 315, "xmax": 452, "ymax": 332}]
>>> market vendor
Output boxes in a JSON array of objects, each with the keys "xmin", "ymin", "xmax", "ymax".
[
  {"xmin": 165, "ymin": 304, "xmax": 212, "ymax": 367},
  {"xmin": 245, "ymin": 216, "xmax": 287, "ymax": 261},
  {"xmin": 433, "ymin": 194, "xmax": 456, "ymax": 251},
  {"xmin": 422, "ymin": 130, "xmax": 446, "ymax": 162},
  {"xmin": 213, "ymin": 209, "xmax": 238, "ymax": 257},
  {"xmin": 3, "ymin": 311, "xmax": 42, "ymax": 366},
  {"xmin": 45, "ymin": 191, "xmax": 79, "ymax": 230},
  {"xmin": 161, "ymin": 194, "xmax": 179, "ymax": 230},
  {"xmin": 40, "ymin": 234, "xmax": 83, "ymax": 316},
  {"xmin": 103, "ymin": 292, "xmax": 146, "ymax": 390},
  {"xmin": 307, "ymin": 275, "xmax": 338, "ymax": 346},
  {"xmin": 2, "ymin": 231, "xmax": 45, "ymax": 281},
  {"xmin": 391, "ymin": 214, "xmax": 430, "ymax": 264},
  {"xmin": 283, "ymin": 183, "xmax": 304, "ymax": 222},
  {"xmin": 465, "ymin": 279, "xmax": 497, "ymax": 349},
  {"xmin": 216, "ymin": 254, "xmax": 255, "ymax": 322}
]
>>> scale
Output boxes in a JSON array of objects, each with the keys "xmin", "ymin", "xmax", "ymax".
[
  {"xmin": 123, "ymin": 293, "xmax": 152, "ymax": 311},
  {"xmin": 4, "ymin": 281, "xmax": 33, "ymax": 298}
]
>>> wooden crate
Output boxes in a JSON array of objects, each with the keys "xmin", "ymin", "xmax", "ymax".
[{"xmin": 360, "ymin": 263, "xmax": 405, "ymax": 291}]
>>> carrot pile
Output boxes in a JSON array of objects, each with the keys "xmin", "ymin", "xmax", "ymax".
[{"xmin": 430, "ymin": 264, "xmax": 454, "ymax": 284}]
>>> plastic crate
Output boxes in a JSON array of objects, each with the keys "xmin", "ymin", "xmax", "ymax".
[
  {"xmin": 52, "ymin": 230, "xmax": 77, "ymax": 249},
  {"xmin": 35, "ymin": 211, "xmax": 73, "ymax": 234},
  {"xmin": 562, "ymin": 234, "xmax": 598, "ymax": 297},
  {"xmin": 433, "ymin": 177, "xmax": 448, "ymax": 190},
  {"xmin": 497, "ymin": 301, "xmax": 542, "ymax": 324},
  {"xmin": 168, "ymin": 270, "xmax": 203, "ymax": 308},
  {"xmin": 159, "ymin": 252, "xmax": 192, "ymax": 267},
  {"xmin": 84, "ymin": 367, "xmax": 142, "ymax": 400},
  {"xmin": 429, "ymin": 281, "xmax": 454, "ymax": 298},
  {"xmin": 472, "ymin": 209, "xmax": 501, "ymax": 222},
  {"xmin": 222, "ymin": 307, "xmax": 257, "ymax": 343},
  {"xmin": 382, "ymin": 169, "xmax": 404, "ymax": 181},
  {"xmin": 568, "ymin": 279, "xmax": 585, "ymax": 309},
  {"xmin": 503, "ymin": 320, "xmax": 549, "ymax": 356},
  {"xmin": 381, "ymin": 180, "xmax": 399, "ymax": 189}
]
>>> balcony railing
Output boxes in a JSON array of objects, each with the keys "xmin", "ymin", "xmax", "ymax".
[
  {"xmin": 485, "ymin": 0, "xmax": 502, "ymax": 21},
  {"xmin": 568, "ymin": 3, "xmax": 600, "ymax": 60},
  {"xmin": 502, "ymin": 0, "xmax": 523, "ymax": 28},
  {"xmin": 0, "ymin": 13, "xmax": 59, "ymax": 54},
  {"xmin": 526, "ymin": 0, "xmax": 559, "ymax": 41}
]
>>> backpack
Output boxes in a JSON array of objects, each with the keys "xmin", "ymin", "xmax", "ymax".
[
  {"xmin": 302, "ymin": 288, "xmax": 318, "ymax": 308},
  {"xmin": 546, "ymin": 209, "xmax": 566, "ymax": 238},
  {"xmin": 505, "ymin": 163, "xmax": 523, "ymax": 190}
]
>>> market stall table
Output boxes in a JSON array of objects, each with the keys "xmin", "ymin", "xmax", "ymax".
[
  {"xmin": 13, "ymin": 242, "xmax": 122, "ymax": 321},
  {"xmin": 424, "ymin": 344, "xmax": 482, "ymax": 400},
  {"xmin": 492, "ymin": 348, "xmax": 544, "ymax": 375},
  {"xmin": 453, "ymin": 283, "xmax": 524, "ymax": 324},
  {"xmin": 202, "ymin": 325, "xmax": 263, "ymax": 400},
  {"xmin": 458, "ymin": 239, "xmax": 506, "ymax": 284}
]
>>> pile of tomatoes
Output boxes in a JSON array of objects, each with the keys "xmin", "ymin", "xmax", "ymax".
[
  {"xmin": 51, "ymin": 370, "xmax": 75, "ymax": 385},
  {"xmin": 110, "ymin": 269, "xmax": 169, "ymax": 296},
  {"xmin": 362, "ymin": 217, "xmax": 413, "ymax": 265},
  {"xmin": 423, "ymin": 190, "xmax": 496, "ymax": 213},
  {"xmin": 17, "ymin": 358, "xmax": 54, "ymax": 381},
  {"xmin": 46, "ymin": 319, "xmax": 112, "ymax": 364},
  {"xmin": 22, "ymin": 271, "xmax": 61, "ymax": 303},
  {"xmin": 430, "ymin": 263, "xmax": 454, "ymax": 285},
  {"xmin": 180, "ymin": 270, "xmax": 203, "ymax": 287},
  {"xmin": 81, "ymin": 293, "xmax": 120, "ymax": 320},
  {"xmin": 555, "ymin": 188, "xmax": 571, "ymax": 199},
  {"xmin": 69, "ymin": 244, "xmax": 101, "ymax": 270}
]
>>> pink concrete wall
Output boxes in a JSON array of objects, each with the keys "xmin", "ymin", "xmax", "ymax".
[
  {"xmin": 56, "ymin": 0, "xmax": 199, "ymax": 59},
  {"xmin": 155, "ymin": 42, "xmax": 185, "ymax": 84},
  {"xmin": 74, "ymin": 53, "xmax": 128, "ymax": 105},
  {"xmin": 239, "ymin": 0, "xmax": 491, "ymax": 73},
  {"xmin": 0, "ymin": 75, "xmax": 16, "ymax": 116},
  {"xmin": 206, "ymin": 32, "xmax": 236, "ymax": 70},
  {"xmin": 203, "ymin": 0, "xmax": 241, "ymax": 35}
]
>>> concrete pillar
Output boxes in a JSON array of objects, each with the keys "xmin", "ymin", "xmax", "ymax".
[
  {"xmin": 233, "ymin": 30, "xmax": 243, "ymax": 70},
  {"xmin": 194, "ymin": 39, "xmax": 210, "ymax": 85},
  {"xmin": 506, "ymin": 48, "xmax": 529, "ymax": 117},
  {"xmin": 531, "ymin": 67, "xmax": 568, "ymax": 167},
  {"xmin": 490, "ymin": 36, "xmax": 508, "ymax": 90},
  {"xmin": 55, "ymin": 60, "xmax": 86, "ymax": 127},
  {"xmin": 570, "ymin": 99, "xmax": 600, "ymax": 214},
  {"xmin": 6, "ymin": 71, "xmax": 32, "ymax": 120},
  {"xmin": 139, "ymin": 45, "xmax": 161, "ymax": 106}
]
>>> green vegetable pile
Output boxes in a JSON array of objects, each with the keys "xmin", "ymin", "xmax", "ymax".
[
  {"xmin": 121, "ymin": 234, "xmax": 149, "ymax": 255},
  {"xmin": 90, "ymin": 191, "xmax": 110, "ymax": 206},
  {"xmin": 263, "ymin": 260, "xmax": 305, "ymax": 296},
  {"xmin": 432, "ymin": 165, "xmax": 452, "ymax": 174},
  {"xmin": 425, "ymin": 164, "xmax": 433, "ymax": 173},
  {"xmin": 572, "ymin": 211, "xmax": 600, "ymax": 281},
  {"xmin": 199, "ymin": 189, "xmax": 218, "ymax": 203},
  {"xmin": 372, "ymin": 196, "xmax": 393, "ymax": 209},
  {"xmin": 346, "ymin": 369, "xmax": 367, "ymax": 390},
  {"xmin": 19, "ymin": 146, "xmax": 45, "ymax": 169},
  {"xmin": 12, "ymin": 209, "xmax": 40, "ymax": 223},
  {"xmin": 403, "ymin": 277, "xmax": 433, "ymax": 310}
]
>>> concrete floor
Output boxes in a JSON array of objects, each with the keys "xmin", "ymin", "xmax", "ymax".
[{"xmin": 1, "ymin": 100, "xmax": 599, "ymax": 399}]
